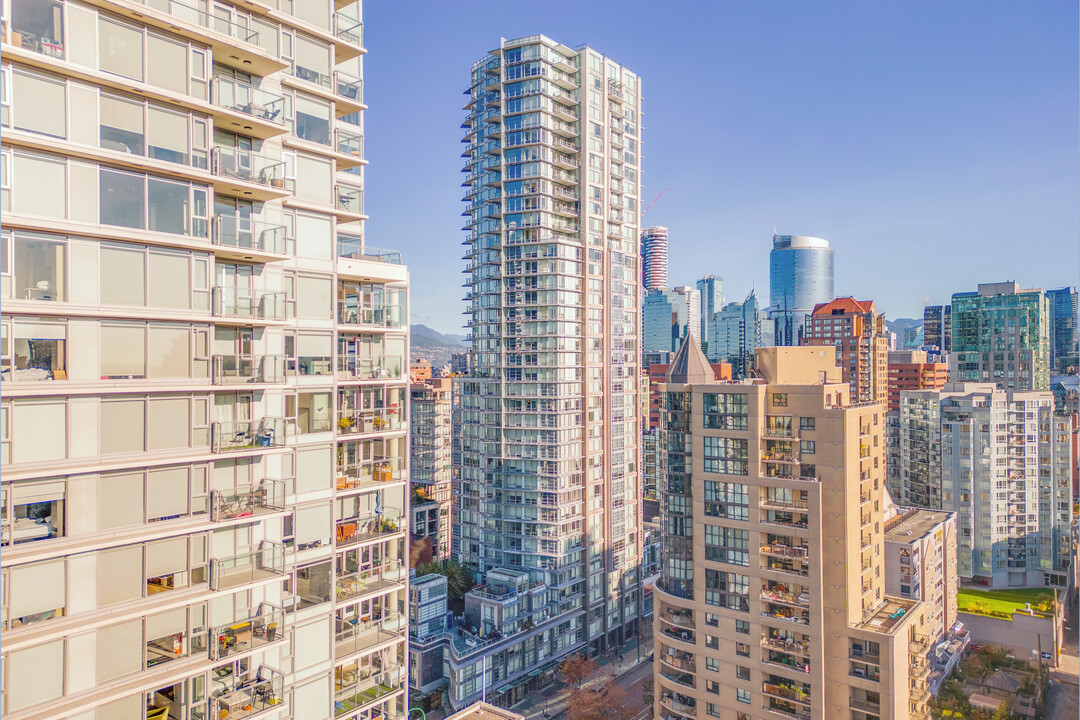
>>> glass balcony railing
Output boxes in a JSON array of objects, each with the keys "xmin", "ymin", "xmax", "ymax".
[
  {"xmin": 133, "ymin": 0, "xmax": 260, "ymax": 44},
  {"xmin": 336, "ymin": 185, "xmax": 365, "ymax": 214},
  {"xmin": 336, "ymin": 458, "xmax": 404, "ymax": 489},
  {"xmin": 334, "ymin": 611, "xmax": 404, "ymax": 659},
  {"xmin": 334, "ymin": 668, "xmax": 402, "ymax": 716},
  {"xmin": 335, "ymin": 70, "xmax": 363, "ymax": 102},
  {"xmin": 293, "ymin": 63, "xmax": 331, "ymax": 88},
  {"xmin": 210, "ymin": 479, "xmax": 287, "ymax": 522},
  {"xmin": 212, "ymin": 354, "xmax": 285, "ymax": 384},
  {"xmin": 335, "ymin": 560, "xmax": 405, "ymax": 603},
  {"xmin": 212, "ymin": 77, "xmax": 285, "ymax": 124},
  {"xmin": 209, "ymin": 667, "xmax": 284, "ymax": 720},
  {"xmin": 335, "ymin": 512, "xmax": 403, "ymax": 547},
  {"xmin": 336, "ymin": 235, "xmax": 402, "ymax": 264},
  {"xmin": 213, "ymin": 215, "xmax": 290, "ymax": 255},
  {"xmin": 337, "ymin": 302, "xmax": 405, "ymax": 329},
  {"xmin": 211, "ymin": 146, "xmax": 289, "ymax": 189},
  {"xmin": 337, "ymin": 408, "xmax": 406, "ymax": 434},
  {"xmin": 336, "ymin": 128, "xmax": 365, "ymax": 159},
  {"xmin": 334, "ymin": 13, "xmax": 364, "ymax": 46},
  {"xmin": 212, "ymin": 287, "xmax": 287, "ymax": 321},
  {"xmin": 209, "ymin": 541, "xmax": 286, "ymax": 591},
  {"xmin": 208, "ymin": 604, "xmax": 285, "ymax": 660},
  {"xmin": 211, "ymin": 418, "xmax": 286, "ymax": 453}
]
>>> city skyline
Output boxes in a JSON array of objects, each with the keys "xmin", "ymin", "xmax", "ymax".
[{"xmin": 363, "ymin": 1, "xmax": 1079, "ymax": 333}]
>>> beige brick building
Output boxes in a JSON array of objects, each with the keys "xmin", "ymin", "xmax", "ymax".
[{"xmin": 653, "ymin": 342, "xmax": 932, "ymax": 720}]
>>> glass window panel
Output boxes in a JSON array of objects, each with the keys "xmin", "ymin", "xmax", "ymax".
[
  {"xmin": 98, "ymin": 471, "xmax": 144, "ymax": 529},
  {"xmin": 294, "ymin": 94, "xmax": 330, "ymax": 145},
  {"xmin": 148, "ymin": 177, "xmax": 189, "ymax": 234},
  {"xmin": 13, "ymin": 320, "xmax": 66, "ymax": 379},
  {"xmin": 13, "ymin": 234, "xmax": 65, "ymax": 301},
  {"xmin": 294, "ymin": 154, "xmax": 331, "ymax": 204},
  {"xmin": 13, "ymin": 152, "xmax": 65, "ymax": 218},
  {"xmin": 12, "ymin": 69, "xmax": 66, "ymax": 138},
  {"xmin": 99, "ymin": 17, "xmax": 144, "ymax": 82},
  {"xmin": 148, "ymin": 396, "xmax": 189, "ymax": 450},
  {"xmin": 100, "ymin": 168, "xmax": 145, "ymax": 229},
  {"xmin": 100, "ymin": 245, "xmax": 146, "ymax": 306},
  {"xmin": 99, "ymin": 94, "xmax": 144, "ymax": 154},
  {"xmin": 296, "ymin": 275, "xmax": 330, "ymax": 319},
  {"xmin": 6, "ymin": 640, "xmax": 64, "ymax": 712},
  {"xmin": 146, "ymin": 34, "xmax": 187, "ymax": 94},
  {"xmin": 147, "ymin": 105, "xmax": 189, "ymax": 164},
  {"xmin": 147, "ymin": 467, "xmax": 189, "ymax": 521},
  {"xmin": 11, "ymin": 401, "xmax": 65, "ymax": 464},
  {"xmin": 97, "ymin": 545, "xmax": 143, "ymax": 606},
  {"xmin": 294, "ymin": 36, "xmax": 330, "ymax": 83},
  {"xmin": 295, "ymin": 212, "xmax": 331, "ymax": 259},
  {"xmin": 100, "ymin": 399, "xmax": 145, "ymax": 455},
  {"xmin": 9, "ymin": 558, "xmax": 65, "ymax": 617},
  {"xmin": 9, "ymin": 0, "xmax": 65, "ymax": 59},
  {"xmin": 96, "ymin": 619, "xmax": 142, "ymax": 682},
  {"xmin": 148, "ymin": 250, "xmax": 190, "ymax": 308},
  {"xmin": 100, "ymin": 323, "xmax": 146, "ymax": 378},
  {"xmin": 148, "ymin": 325, "xmax": 189, "ymax": 378},
  {"xmin": 145, "ymin": 537, "xmax": 187, "ymax": 577},
  {"xmin": 292, "ymin": 0, "xmax": 329, "ymax": 30}
]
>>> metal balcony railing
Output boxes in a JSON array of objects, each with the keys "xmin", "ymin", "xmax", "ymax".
[
  {"xmin": 210, "ymin": 480, "xmax": 287, "ymax": 522},
  {"xmin": 209, "ymin": 604, "xmax": 285, "ymax": 660},
  {"xmin": 213, "ymin": 215, "xmax": 290, "ymax": 254},
  {"xmin": 208, "ymin": 667, "xmax": 284, "ymax": 719},
  {"xmin": 211, "ymin": 418, "xmax": 286, "ymax": 453},
  {"xmin": 212, "ymin": 77, "xmax": 285, "ymax": 124},
  {"xmin": 209, "ymin": 541, "xmax": 286, "ymax": 591},
  {"xmin": 212, "ymin": 354, "xmax": 285, "ymax": 384},
  {"xmin": 212, "ymin": 287, "xmax": 287, "ymax": 320},
  {"xmin": 211, "ymin": 146, "xmax": 289, "ymax": 189}
]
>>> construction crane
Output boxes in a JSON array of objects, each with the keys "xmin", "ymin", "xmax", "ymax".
[{"xmin": 640, "ymin": 187, "xmax": 669, "ymax": 217}]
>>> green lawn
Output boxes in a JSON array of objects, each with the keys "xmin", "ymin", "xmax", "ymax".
[{"xmin": 957, "ymin": 587, "xmax": 1055, "ymax": 617}]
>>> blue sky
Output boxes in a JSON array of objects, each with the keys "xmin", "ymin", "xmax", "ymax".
[{"xmin": 361, "ymin": 2, "xmax": 1079, "ymax": 333}]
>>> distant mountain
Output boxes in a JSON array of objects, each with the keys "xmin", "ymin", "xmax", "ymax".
[
  {"xmin": 411, "ymin": 325, "xmax": 466, "ymax": 349},
  {"xmin": 886, "ymin": 317, "xmax": 922, "ymax": 334}
]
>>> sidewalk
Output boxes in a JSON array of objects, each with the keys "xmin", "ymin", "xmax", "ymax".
[{"xmin": 511, "ymin": 638, "xmax": 654, "ymax": 719}]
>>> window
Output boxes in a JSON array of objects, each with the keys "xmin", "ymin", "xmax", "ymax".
[
  {"xmin": 705, "ymin": 657, "xmax": 719, "ymax": 672},
  {"xmin": 704, "ymin": 569, "xmax": 749, "ymax": 612},
  {"xmin": 12, "ymin": 232, "xmax": 65, "ymax": 301},
  {"xmin": 706, "ymin": 703, "xmax": 720, "ymax": 718},
  {"xmin": 9, "ymin": 0, "xmax": 65, "ymax": 60},
  {"xmin": 734, "ymin": 619, "xmax": 750, "ymax": 635},
  {"xmin": 703, "ymin": 436, "xmax": 748, "ymax": 475},
  {"xmin": 772, "ymin": 393, "xmax": 788, "ymax": 407},
  {"xmin": 706, "ymin": 680, "xmax": 720, "ymax": 695},
  {"xmin": 99, "ymin": 17, "xmax": 144, "ymax": 82},
  {"xmin": 12, "ymin": 68, "xmax": 66, "ymax": 138},
  {"xmin": 704, "ymin": 481, "xmax": 749, "ymax": 521},
  {"xmin": 736, "ymin": 689, "xmax": 750, "ymax": 704},
  {"xmin": 703, "ymin": 392, "xmax": 748, "ymax": 430},
  {"xmin": 10, "ymin": 320, "xmax": 66, "ymax": 380},
  {"xmin": 100, "ymin": 94, "xmax": 145, "ymax": 154},
  {"xmin": 100, "ymin": 168, "xmax": 145, "ymax": 229},
  {"xmin": 294, "ymin": 93, "xmax": 331, "ymax": 145},
  {"xmin": 800, "ymin": 440, "xmax": 816, "ymax": 455},
  {"xmin": 704, "ymin": 612, "xmax": 719, "ymax": 627},
  {"xmin": 705, "ymin": 634, "xmax": 718, "ymax": 649},
  {"xmin": 736, "ymin": 665, "xmax": 750, "ymax": 680},
  {"xmin": 13, "ymin": 151, "xmax": 65, "ymax": 218},
  {"xmin": 704, "ymin": 524, "xmax": 749, "ymax": 566}
]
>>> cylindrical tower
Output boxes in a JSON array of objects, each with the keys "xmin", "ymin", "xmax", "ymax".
[
  {"xmin": 641, "ymin": 225, "xmax": 669, "ymax": 290},
  {"xmin": 768, "ymin": 234, "xmax": 834, "ymax": 346}
]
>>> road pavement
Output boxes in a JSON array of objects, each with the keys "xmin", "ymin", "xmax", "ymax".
[{"xmin": 1045, "ymin": 588, "xmax": 1078, "ymax": 720}]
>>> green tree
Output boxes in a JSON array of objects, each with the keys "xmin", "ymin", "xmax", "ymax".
[
  {"xmin": 992, "ymin": 700, "xmax": 1014, "ymax": 720},
  {"xmin": 415, "ymin": 560, "xmax": 475, "ymax": 601}
]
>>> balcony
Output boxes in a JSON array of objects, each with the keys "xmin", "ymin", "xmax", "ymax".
[
  {"xmin": 211, "ymin": 418, "xmax": 286, "ymax": 453},
  {"xmin": 335, "ymin": 512, "xmax": 404, "ymax": 547},
  {"xmin": 334, "ymin": 668, "xmax": 402, "ymax": 716},
  {"xmin": 762, "ymin": 635, "xmax": 810, "ymax": 656},
  {"xmin": 337, "ymin": 302, "xmax": 405, "ymax": 329},
  {"xmin": 336, "ymin": 128, "xmax": 366, "ymax": 166},
  {"xmin": 209, "ymin": 668, "xmax": 284, "ymax": 720},
  {"xmin": 335, "ymin": 560, "xmax": 406, "ymax": 603},
  {"xmin": 211, "ymin": 480, "xmax": 287, "ymax": 522},
  {"xmin": 658, "ymin": 692, "xmax": 696, "ymax": 718},
  {"xmin": 211, "ymin": 77, "xmax": 286, "ymax": 136},
  {"xmin": 849, "ymin": 698, "xmax": 881, "ymax": 715},
  {"xmin": 336, "ymin": 235, "xmax": 402, "ymax": 264},
  {"xmin": 213, "ymin": 215, "xmax": 291, "ymax": 259},
  {"xmin": 337, "ymin": 409, "xmax": 406, "ymax": 435},
  {"xmin": 335, "ymin": 70, "xmax": 365, "ymax": 112},
  {"xmin": 212, "ymin": 287, "xmax": 287, "ymax": 322},
  {"xmin": 762, "ymin": 604, "xmax": 810, "ymax": 627},
  {"xmin": 334, "ymin": 13, "xmax": 364, "ymax": 46},
  {"xmin": 761, "ymin": 543, "xmax": 809, "ymax": 560},
  {"xmin": 761, "ymin": 588, "xmax": 810, "ymax": 608},
  {"xmin": 336, "ymin": 184, "xmax": 366, "ymax": 218},
  {"xmin": 212, "ymin": 354, "xmax": 285, "ymax": 384},
  {"xmin": 335, "ymin": 611, "xmax": 405, "ymax": 659},
  {"xmin": 209, "ymin": 604, "xmax": 285, "ymax": 660},
  {"xmin": 336, "ymin": 460, "xmax": 404, "ymax": 490},
  {"xmin": 762, "ymin": 557, "xmax": 808, "ymax": 578},
  {"xmin": 211, "ymin": 146, "xmax": 291, "ymax": 199},
  {"xmin": 210, "ymin": 541, "xmax": 286, "ymax": 591},
  {"xmin": 762, "ymin": 680, "xmax": 810, "ymax": 705}
]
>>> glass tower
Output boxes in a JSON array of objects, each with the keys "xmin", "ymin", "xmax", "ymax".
[
  {"xmin": 768, "ymin": 234, "xmax": 834, "ymax": 346},
  {"xmin": 1047, "ymin": 286, "xmax": 1078, "ymax": 373},
  {"xmin": 454, "ymin": 34, "xmax": 643, "ymax": 702},
  {"xmin": 0, "ymin": 4, "xmax": 410, "ymax": 720},
  {"xmin": 695, "ymin": 274, "xmax": 723, "ymax": 347}
]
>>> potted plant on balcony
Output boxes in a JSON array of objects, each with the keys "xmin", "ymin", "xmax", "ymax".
[{"xmin": 339, "ymin": 416, "xmax": 355, "ymax": 431}]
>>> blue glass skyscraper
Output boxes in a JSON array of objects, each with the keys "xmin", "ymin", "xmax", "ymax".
[
  {"xmin": 1047, "ymin": 286, "xmax": 1078, "ymax": 373},
  {"xmin": 768, "ymin": 234, "xmax": 834, "ymax": 346}
]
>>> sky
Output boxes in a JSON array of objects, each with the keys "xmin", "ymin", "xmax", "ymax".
[{"xmin": 361, "ymin": 1, "xmax": 1079, "ymax": 333}]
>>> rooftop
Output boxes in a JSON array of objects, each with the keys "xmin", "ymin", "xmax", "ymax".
[
  {"xmin": 884, "ymin": 508, "xmax": 954, "ymax": 543},
  {"xmin": 811, "ymin": 296, "xmax": 876, "ymax": 316},
  {"xmin": 856, "ymin": 596, "xmax": 919, "ymax": 634},
  {"xmin": 446, "ymin": 701, "xmax": 525, "ymax": 720}
]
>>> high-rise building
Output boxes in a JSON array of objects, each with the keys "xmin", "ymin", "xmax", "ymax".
[
  {"xmin": 883, "ymin": 508, "xmax": 958, "ymax": 646},
  {"xmin": 769, "ymin": 234, "xmax": 834, "ymax": 346},
  {"xmin": 696, "ymin": 274, "xmax": 723, "ymax": 347},
  {"xmin": 896, "ymin": 384, "xmax": 1073, "ymax": 588},
  {"xmin": 886, "ymin": 350, "xmax": 948, "ymax": 412},
  {"xmin": 1047, "ymin": 286, "xmax": 1079, "ymax": 373},
  {"xmin": 0, "ymin": 4, "xmax": 411, "ymax": 720},
  {"xmin": 707, "ymin": 289, "xmax": 764, "ymax": 377},
  {"xmin": 802, "ymin": 297, "xmax": 889, "ymax": 404},
  {"xmin": 641, "ymin": 225, "xmax": 669, "ymax": 290},
  {"xmin": 411, "ymin": 377, "xmax": 453, "ymax": 562},
  {"xmin": 922, "ymin": 305, "xmax": 951, "ymax": 353},
  {"xmin": 950, "ymin": 282, "xmax": 1050, "ymax": 391},
  {"xmin": 654, "ymin": 342, "xmax": 932, "ymax": 720},
  {"xmin": 455, "ymin": 34, "xmax": 643, "ymax": 705},
  {"xmin": 643, "ymin": 285, "xmax": 700, "ymax": 354}
]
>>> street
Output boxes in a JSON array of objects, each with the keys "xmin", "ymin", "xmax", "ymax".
[{"xmin": 1044, "ymin": 588, "xmax": 1078, "ymax": 720}]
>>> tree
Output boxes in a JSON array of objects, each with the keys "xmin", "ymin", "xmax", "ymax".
[
  {"xmin": 566, "ymin": 679, "xmax": 632, "ymax": 720},
  {"xmin": 558, "ymin": 653, "xmax": 597, "ymax": 687},
  {"xmin": 992, "ymin": 700, "xmax": 1015, "ymax": 720},
  {"xmin": 641, "ymin": 677, "xmax": 654, "ymax": 708},
  {"xmin": 414, "ymin": 560, "xmax": 474, "ymax": 601}
]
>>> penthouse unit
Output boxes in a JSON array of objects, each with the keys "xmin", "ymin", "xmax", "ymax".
[
  {"xmin": 896, "ymin": 384, "xmax": 1073, "ymax": 588},
  {"xmin": 0, "ymin": 3, "xmax": 410, "ymax": 720},
  {"xmin": 653, "ymin": 342, "xmax": 932, "ymax": 720}
]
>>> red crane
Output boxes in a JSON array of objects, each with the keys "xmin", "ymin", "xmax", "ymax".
[{"xmin": 640, "ymin": 187, "xmax": 669, "ymax": 217}]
